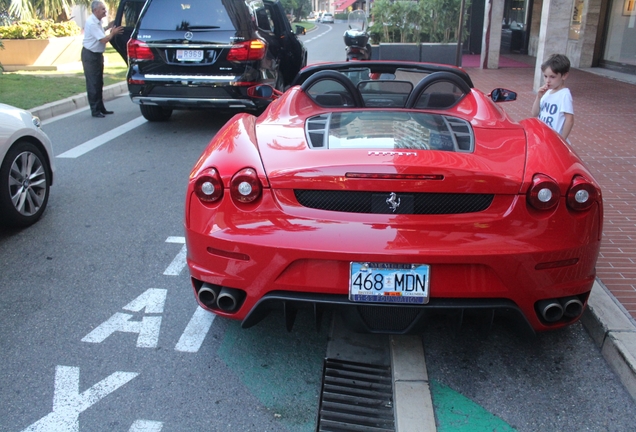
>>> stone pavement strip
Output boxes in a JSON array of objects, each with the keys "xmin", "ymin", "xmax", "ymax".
[{"xmin": 28, "ymin": 68, "xmax": 636, "ymax": 429}]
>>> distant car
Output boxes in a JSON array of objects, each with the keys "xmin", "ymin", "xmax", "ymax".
[
  {"xmin": 185, "ymin": 61, "xmax": 603, "ymax": 335},
  {"xmin": 0, "ymin": 103, "xmax": 54, "ymax": 227},
  {"xmin": 321, "ymin": 13, "xmax": 334, "ymax": 23},
  {"xmin": 111, "ymin": 0, "xmax": 307, "ymax": 121}
]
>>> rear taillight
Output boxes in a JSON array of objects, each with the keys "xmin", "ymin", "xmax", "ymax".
[
  {"xmin": 230, "ymin": 168, "xmax": 262, "ymax": 203},
  {"xmin": 127, "ymin": 39, "xmax": 154, "ymax": 61},
  {"xmin": 527, "ymin": 174, "xmax": 560, "ymax": 210},
  {"xmin": 194, "ymin": 168, "xmax": 223, "ymax": 203},
  {"xmin": 227, "ymin": 40, "xmax": 267, "ymax": 62},
  {"xmin": 566, "ymin": 175, "xmax": 598, "ymax": 211}
]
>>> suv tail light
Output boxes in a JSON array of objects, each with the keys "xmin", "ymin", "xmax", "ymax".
[
  {"xmin": 227, "ymin": 40, "xmax": 267, "ymax": 62},
  {"xmin": 194, "ymin": 168, "xmax": 223, "ymax": 203},
  {"xmin": 527, "ymin": 174, "xmax": 560, "ymax": 210},
  {"xmin": 230, "ymin": 168, "xmax": 262, "ymax": 203},
  {"xmin": 127, "ymin": 39, "xmax": 154, "ymax": 61},
  {"xmin": 566, "ymin": 175, "xmax": 599, "ymax": 211}
]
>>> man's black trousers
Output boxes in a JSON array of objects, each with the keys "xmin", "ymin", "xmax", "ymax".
[{"xmin": 81, "ymin": 47, "xmax": 105, "ymax": 115}]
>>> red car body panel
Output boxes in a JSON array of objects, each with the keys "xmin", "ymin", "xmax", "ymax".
[{"xmin": 184, "ymin": 62, "xmax": 603, "ymax": 334}]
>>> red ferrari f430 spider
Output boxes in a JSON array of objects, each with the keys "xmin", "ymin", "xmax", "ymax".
[{"xmin": 184, "ymin": 61, "xmax": 602, "ymax": 335}]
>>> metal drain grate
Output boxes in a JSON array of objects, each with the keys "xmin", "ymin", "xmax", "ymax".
[{"xmin": 316, "ymin": 358, "xmax": 395, "ymax": 432}]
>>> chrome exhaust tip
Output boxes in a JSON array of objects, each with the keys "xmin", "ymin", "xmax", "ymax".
[
  {"xmin": 198, "ymin": 283, "xmax": 220, "ymax": 308},
  {"xmin": 561, "ymin": 296, "xmax": 584, "ymax": 318},
  {"xmin": 536, "ymin": 299, "xmax": 564, "ymax": 323},
  {"xmin": 217, "ymin": 287, "xmax": 243, "ymax": 312}
]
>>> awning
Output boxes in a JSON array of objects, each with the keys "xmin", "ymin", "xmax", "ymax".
[{"xmin": 335, "ymin": 0, "xmax": 358, "ymax": 13}]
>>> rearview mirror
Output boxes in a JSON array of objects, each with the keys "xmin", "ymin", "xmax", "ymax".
[{"xmin": 490, "ymin": 88, "xmax": 517, "ymax": 102}]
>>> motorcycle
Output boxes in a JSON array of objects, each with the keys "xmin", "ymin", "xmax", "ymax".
[{"xmin": 343, "ymin": 10, "xmax": 371, "ymax": 61}]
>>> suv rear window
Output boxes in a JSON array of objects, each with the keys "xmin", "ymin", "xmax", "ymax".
[{"xmin": 140, "ymin": 0, "xmax": 236, "ymax": 31}]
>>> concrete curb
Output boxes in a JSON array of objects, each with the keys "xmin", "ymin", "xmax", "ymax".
[
  {"xmin": 391, "ymin": 335, "xmax": 437, "ymax": 431},
  {"xmin": 580, "ymin": 280, "xmax": 636, "ymax": 401},
  {"xmin": 29, "ymin": 81, "xmax": 128, "ymax": 121}
]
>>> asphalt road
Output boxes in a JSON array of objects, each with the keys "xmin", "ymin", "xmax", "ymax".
[{"xmin": 1, "ymin": 21, "xmax": 635, "ymax": 432}]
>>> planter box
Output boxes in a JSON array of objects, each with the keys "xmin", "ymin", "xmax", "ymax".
[
  {"xmin": 0, "ymin": 36, "xmax": 83, "ymax": 71},
  {"xmin": 373, "ymin": 42, "xmax": 461, "ymax": 66}
]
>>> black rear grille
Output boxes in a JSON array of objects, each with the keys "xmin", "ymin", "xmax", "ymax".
[
  {"xmin": 295, "ymin": 190, "xmax": 493, "ymax": 214},
  {"xmin": 317, "ymin": 359, "xmax": 395, "ymax": 432},
  {"xmin": 358, "ymin": 306, "xmax": 422, "ymax": 332}
]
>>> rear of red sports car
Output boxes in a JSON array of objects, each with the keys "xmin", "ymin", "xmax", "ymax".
[{"xmin": 184, "ymin": 63, "xmax": 602, "ymax": 334}]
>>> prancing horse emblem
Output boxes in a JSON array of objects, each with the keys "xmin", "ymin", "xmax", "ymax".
[{"xmin": 386, "ymin": 192, "xmax": 400, "ymax": 212}]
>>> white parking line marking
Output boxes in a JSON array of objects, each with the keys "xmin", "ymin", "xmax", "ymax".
[
  {"xmin": 81, "ymin": 289, "xmax": 167, "ymax": 348},
  {"xmin": 22, "ymin": 366, "xmax": 138, "ymax": 432},
  {"xmin": 166, "ymin": 236, "xmax": 185, "ymax": 244},
  {"xmin": 129, "ymin": 420, "xmax": 164, "ymax": 432},
  {"xmin": 175, "ymin": 307, "xmax": 215, "ymax": 353},
  {"xmin": 164, "ymin": 244, "xmax": 187, "ymax": 276},
  {"xmin": 57, "ymin": 116, "xmax": 147, "ymax": 158}
]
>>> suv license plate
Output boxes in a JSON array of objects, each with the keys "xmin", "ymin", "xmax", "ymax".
[
  {"xmin": 349, "ymin": 262, "xmax": 430, "ymax": 304},
  {"xmin": 176, "ymin": 49, "xmax": 203, "ymax": 61}
]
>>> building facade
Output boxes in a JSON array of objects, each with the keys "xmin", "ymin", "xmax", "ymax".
[{"xmin": 484, "ymin": 0, "xmax": 635, "ymax": 78}]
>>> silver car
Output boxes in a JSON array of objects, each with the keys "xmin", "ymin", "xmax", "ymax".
[
  {"xmin": 321, "ymin": 13, "xmax": 334, "ymax": 23},
  {"xmin": 0, "ymin": 103, "xmax": 55, "ymax": 227}
]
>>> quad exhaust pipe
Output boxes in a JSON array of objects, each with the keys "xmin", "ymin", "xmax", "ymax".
[
  {"xmin": 536, "ymin": 296, "xmax": 585, "ymax": 323},
  {"xmin": 197, "ymin": 283, "xmax": 245, "ymax": 312}
]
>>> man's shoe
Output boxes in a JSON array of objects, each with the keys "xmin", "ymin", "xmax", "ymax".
[
  {"xmin": 92, "ymin": 112, "xmax": 106, "ymax": 118},
  {"xmin": 101, "ymin": 110, "xmax": 114, "ymax": 115}
]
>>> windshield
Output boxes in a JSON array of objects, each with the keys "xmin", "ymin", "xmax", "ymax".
[
  {"xmin": 347, "ymin": 10, "xmax": 367, "ymax": 31},
  {"xmin": 140, "ymin": 0, "xmax": 236, "ymax": 31}
]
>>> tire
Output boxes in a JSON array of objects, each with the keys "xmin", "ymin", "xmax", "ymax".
[
  {"xmin": 0, "ymin": 140, "xmax": 51, "ymax": 228},
  {"xmin": 140, "ymin": 105, "xmax": 173, "ymax": 122}
]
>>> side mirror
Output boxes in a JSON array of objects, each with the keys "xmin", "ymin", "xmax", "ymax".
[
  {"xmin": 248, "ymin": 85, "xmax": 274, "ymax": 99},
  {"xmin": 490, "ymin": 88, "xmax": 517, "ymax": 102}
]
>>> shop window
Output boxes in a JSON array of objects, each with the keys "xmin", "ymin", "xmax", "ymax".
[{"xmin": 569, "ymin": 0, "xmax": 585, "ymax": 39}]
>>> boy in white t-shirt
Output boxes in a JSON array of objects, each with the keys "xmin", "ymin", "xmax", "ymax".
[{"xmin": 531, "ymin": 54, "xmax": 574, "ymax": 141}]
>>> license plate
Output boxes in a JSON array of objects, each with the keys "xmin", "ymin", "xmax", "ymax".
[
  {"xmin": 176, "ymin": 49, "xmax": 203, "ymax": 61},
  {"xmin": 349, "ymin": 262, "xmax": 430, "ymax": 304}
]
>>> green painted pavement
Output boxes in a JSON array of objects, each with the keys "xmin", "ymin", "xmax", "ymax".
[
  {"xmin": 219, "ymin": 311, "xmax": 515, "ymax": 431},
  {"xmin": 431, "ymin": 380, "xmax": 517, "ymax": 431},
  {"xmin": 218, "ymin": 312, "xmax": 330, "ymax": 432}
]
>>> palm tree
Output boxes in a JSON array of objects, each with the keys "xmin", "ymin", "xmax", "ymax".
[{"xmin": 4, "ymin": 0, "xmax": 120, "ymax": 21}]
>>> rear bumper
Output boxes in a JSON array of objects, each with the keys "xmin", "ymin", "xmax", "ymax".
[
  {"xmin": 131, "ymin": 96, "xmax": 261, "ymax": 110},
  {"xmin": 214, "ymin": 289, "xmax": 537, "ymax": 335}
]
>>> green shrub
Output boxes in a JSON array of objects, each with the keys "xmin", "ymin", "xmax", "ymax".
[{"xmin": 0, "ymin": 19, "xmax": 81, "ymax": 39}]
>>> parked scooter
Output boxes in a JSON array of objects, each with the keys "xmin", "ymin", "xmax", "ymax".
[{"xmin": 343, "ymin": 10, "xmax": 371, "ymax": 61}]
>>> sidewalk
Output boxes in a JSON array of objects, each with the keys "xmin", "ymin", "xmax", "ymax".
[
  {"xmin": 465, "ymin": 60, "xmax": 636, "ymax": 402},
  {"xmin": 28, "ymin": 58, "xmax": 636, "ymax": 408}
]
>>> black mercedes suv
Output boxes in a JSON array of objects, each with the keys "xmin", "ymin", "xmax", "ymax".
[{"xmin": 111, "ymin": 0, "xmax": 306, "ymax": 121}]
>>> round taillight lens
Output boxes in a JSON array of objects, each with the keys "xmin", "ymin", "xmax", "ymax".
[
  {"xmin": 194, "ymin": 168, "xmax": 223, "ymax": 203},
  {"xmin": 527, "ymin": 174, "xmax": 560, "ymax": 210},
  {"xmin": 230, "ymin": 168, "xmax": 261, "ymax": 203},
  {"xmin": 567, "ymin": 176, "xmax": 598, "ymax": 211}
]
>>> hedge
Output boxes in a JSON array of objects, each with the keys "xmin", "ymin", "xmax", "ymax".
[{"xmin": 0, "ymin": 19, "xmax": 81, "ymax": 39}]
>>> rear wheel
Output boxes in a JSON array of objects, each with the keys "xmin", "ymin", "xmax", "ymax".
[
  {"xmin": 0, "ymin": 140, "xmax": 51, "ymax": 227},
  {"xmin": 140, "ymin": 105, "xmax": 173, "ymax": 122}
]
